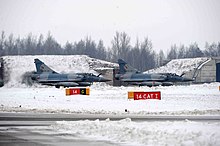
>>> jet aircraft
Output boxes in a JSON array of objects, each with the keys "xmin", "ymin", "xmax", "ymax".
[
  {"xmin": 31, "ymin": 59, "xmax": 110, "ymax": 88},
  {"xmin": 115, "ymin": 59, "xmax": 194, "ymax": 86}
]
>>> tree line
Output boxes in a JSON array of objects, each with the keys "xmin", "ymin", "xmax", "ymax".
[{"xmin": 0, "ymin": 31, "xmax": 219, "ymax": 71}]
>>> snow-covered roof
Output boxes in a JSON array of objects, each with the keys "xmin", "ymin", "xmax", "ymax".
[{"xmin": 145, "ymin": 57, "xmax": 209, "ymax": 75}]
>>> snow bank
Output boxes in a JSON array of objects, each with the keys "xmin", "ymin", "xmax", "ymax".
[
  {"xmin": 146, "ymin": 57, "xmax": 209, "ymax": 75},
  {"xmin": 2, "ymin": 55, "xmax": 117, "ymax": 87},
  {"xmin": 52, "ymin": 118, "xmax": 220, "ymax": 146}
]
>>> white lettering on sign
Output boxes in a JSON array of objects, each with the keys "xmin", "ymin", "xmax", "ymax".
[
  {"xmin": 136, "ymin": 93, "xmax": 158, "ymax": 99},
  {"xmin": 134, "ymin": 92, "xmax": 161, "ymax": 100},
  {"xmin": 73, "ymin": 90, "xmax": 78, "ymax": 94}
]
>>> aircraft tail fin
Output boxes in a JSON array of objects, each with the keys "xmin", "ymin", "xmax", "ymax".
[
  {"xmin": 118, "ymin": 59, "xmax": 139, "ymax": 74},
  {"xmin": 34, "ymin": 59, "xmax": 58, "ymax": 74}
]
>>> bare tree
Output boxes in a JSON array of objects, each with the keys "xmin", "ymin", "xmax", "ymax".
[
  {"xmin": 0, "ymin": 31, "xmax": 5, "ymax": 56},
  {"xmin": 167, "ymin": 44, "xmax": 178, "ymax": 60},
  {"xmin": 111, "ymin": 31, "xmax": 131, "ymax": 61}
]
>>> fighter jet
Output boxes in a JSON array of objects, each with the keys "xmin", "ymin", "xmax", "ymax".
[
  {"xmin": 115, "ymin": 59, "xmax": 194, "ymax": 86},
  {"xmin": 31, "ymin": 59, "xmax": 110, "ymax": 88}
]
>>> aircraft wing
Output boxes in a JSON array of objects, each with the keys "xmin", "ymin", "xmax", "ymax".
[
  {"xmin": 37, "ymin": 78, "xmax": 83, "ymax": 83},
  {"xmin": 121, "ymin": 78, "xmax": 165, "ymax": 82},
  {"xmin": 42, "ymin": 82, "xmax": 79, "ymax": 87}
]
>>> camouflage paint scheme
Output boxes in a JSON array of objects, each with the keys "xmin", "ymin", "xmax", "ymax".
[
  {"xmin": 31, "ymin": 59, "xmax": 110, "ymax": 88},
  {"xmin": 115, "ymin": 59, "xmax": 194, "ymax": 86}
]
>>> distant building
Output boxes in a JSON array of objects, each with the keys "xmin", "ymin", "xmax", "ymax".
[
  {"xmin": 95, "ymin": 67, "xmax": 129, "ymax": 86},
  {"xmin": 189, "ymin": 57, "xmax": 220, "ymax": 83},
  {"xmin": 94, "ymin": 68, "xmax": 114, "ymax": 85}
]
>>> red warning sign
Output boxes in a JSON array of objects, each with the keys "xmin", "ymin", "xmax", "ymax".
[
  {"xmin": 133, "ymin": 91, "xmax": 161, "ymax": 100},
  {"xmin": 66, "ymin": 88, "xmax": 90, "ymax": 96}
]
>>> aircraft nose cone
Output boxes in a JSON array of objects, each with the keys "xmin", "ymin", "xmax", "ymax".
[{"xmin": 99, "ymin": 77, "xmax": 111, "ymax": 82}]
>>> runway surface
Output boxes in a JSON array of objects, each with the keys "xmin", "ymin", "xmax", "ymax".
[
  {"xmin": 0, "ymin": 112, "xmax": 220, "ymax": 146},
  {"xmin": 1, "ymin": 112, "xmax": 220, "ymax": 122}
]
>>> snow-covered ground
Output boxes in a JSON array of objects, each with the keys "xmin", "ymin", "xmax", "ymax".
[
  {"xmin": 1, "ymin": 83, "xmax": 220, "ymax": 146},
  {"xmin": 0, "ymin": 83, "xmax": 219, "ymax": 115},
  {"xmin": 1, "ymin": 55, "xmax": 220, "ymax": 146},
  {"xmin": 52, "ymin": 118, "xmax": 220, "ymax": 146}
]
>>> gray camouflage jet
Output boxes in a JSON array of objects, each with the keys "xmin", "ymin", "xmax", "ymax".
[
  {"xmin": 115, "ymin": 59, "xmax": 194, "ymax": 86},
  {"xmin": 31, "ymin": 59, "xmax": 110, "ymax": 88}
]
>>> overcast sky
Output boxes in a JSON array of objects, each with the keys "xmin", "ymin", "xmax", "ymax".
[{"xmin": 0, "ymin": 0, "xmax": 220, "ymax": 52}]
